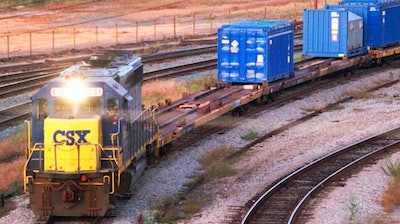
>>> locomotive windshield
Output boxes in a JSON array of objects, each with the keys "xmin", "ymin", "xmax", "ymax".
[{"xmin": 52, "ymin": 98, "xmax": 101, "ymax": 118}]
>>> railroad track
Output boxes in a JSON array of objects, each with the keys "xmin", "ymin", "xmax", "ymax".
[
  {"xmin": 0, "ymin": 45, "xmax": 218, "ymax": 97},
  {"xmin": 0, "ymin": 45, "xmax": 219, "ymax": 128},
  {"xmin": 0, "ymin": 58, "xmax": 217, "ymax": 99},
  {"xmin": 144, "ymin": 58, "xmax": 216, "ymax": 80},
  {"xmin": 35, "ymin": 215, "xmax": 102, "ymax": 224},
  {"xmin": 0, "ymin": 62, "xmax": 218, "ymax": 128},
  {"xmin": 240, "ymin": 126, "xmax": 400, "ymax": 224},
  {"xmin": 156, "ymin": 60, "xmax": 400, "ymax": 219},
  {"xmin": 222, "ymin": 79, "xmax": 399, "ymax": 223}
]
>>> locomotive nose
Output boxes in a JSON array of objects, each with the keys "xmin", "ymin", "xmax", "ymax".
[{"xmin": 44, "ymin": 116, "xmax": 102, "ymax": 172}]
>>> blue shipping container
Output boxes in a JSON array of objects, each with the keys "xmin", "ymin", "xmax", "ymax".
[
  {"xmin": 303, "ymin": 9, "xmax": 366, "ymax": 58},
  {"xmin": 341, "ymin": 0, "xmax": 400, "ymax": 4},
  {"xmin": 217, "ymin": 20, "xmax": 294, "ymax": 84},
  {"xmin": 326, "ymin": 2, "xmax": 400, "ymax": 48}
]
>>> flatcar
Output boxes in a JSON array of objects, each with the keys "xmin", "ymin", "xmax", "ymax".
[{"xmin": 24, "ymin": 52, "xmax": 159, "ymax": 217}]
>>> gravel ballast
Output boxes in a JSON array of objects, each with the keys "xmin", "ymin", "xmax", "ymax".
[{"xmin": 1, "ymin": 68, "xmax": 400, "ymax": 224}]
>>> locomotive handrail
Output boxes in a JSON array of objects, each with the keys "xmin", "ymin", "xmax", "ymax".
[
  {"xmin": 24, "ymin": 120, "xmax": 31, "ymax": 158},
  {"xmin": 103, "ymin": 175, "xmax": 114, "ymax": 194},
  {"xmin": 99, "ymin": 145, "xmax": 119, "ymax": 169},
  {"xmin": 110, "ymin": 132, "xmax": 119, "ymax": 150}
]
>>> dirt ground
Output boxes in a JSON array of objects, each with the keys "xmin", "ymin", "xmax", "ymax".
[{"xmin": 0, "ymin": 0, "xmax": 339, "ymax": 58}]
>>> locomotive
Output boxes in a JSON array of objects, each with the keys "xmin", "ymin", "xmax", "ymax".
[{"xmin": 23, "ymin": 52, "xmax": 159, "ymax": 217}]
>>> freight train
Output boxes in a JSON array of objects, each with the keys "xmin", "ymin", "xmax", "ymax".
[{"xmin": 23, "ymin": 0, "xmax": 400, "ymax": 219}]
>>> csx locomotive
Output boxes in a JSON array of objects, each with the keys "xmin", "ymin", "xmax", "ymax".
[{"xmin": 24, "ymin": 52, "xmax": 159, "ymax": 217}]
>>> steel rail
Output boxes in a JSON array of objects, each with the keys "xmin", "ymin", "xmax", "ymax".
[
  {"xmin": 287, "ymin": 138, "xmax": 399, "ymax": 223},
  {"xmin": 241, "ymin": 126, "xmax": 400, "ymax": 224},
  {"xmin": 144, "ymin": 58, "xmax": 217, "ymax": 80},
  {"xmin": 142, "ymin": 45, "xmax": 216, "ymax": 63}
]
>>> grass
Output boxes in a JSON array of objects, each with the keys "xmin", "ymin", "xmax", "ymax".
[
  {"xmin": 0, "ymin": 130, "xmax": 26, "ymax": 218},
  {"xmin": 241, "ymin": 129, "xmax": 259, "ymax": 141},
  {"xmin": 0, "ymin": 130, "xmax": 26, "ymax": 195},
  {"xmin": 142, "ymin": 74, "xmax": 217, "ymax": 108},
  {"xmin": 0, "ymin": 131, "xmax": 26, "ymax": 163},
  {"xmin": 347, "ymin": 195, "xmax": 360, "ymax": 221},
  {"xmin": 345, "ymin": 88, "xmax": 374, "ymax": 100},
  {"xmin": 149, "ymin": 145, "xmax": 237, "ymax": 222},
  {"xmin": 380, "ymin": 159, "xmax": 400, "ymax": 212},
  {"xmin": 198, "ymin": 145, "xmax": 237, "ymax": 182}
]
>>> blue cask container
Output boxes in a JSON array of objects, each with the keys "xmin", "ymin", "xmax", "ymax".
[
  {"xmin": 303, "ymin": 9, "xmax": 366, "ymax": 58},
  {"xmin": 217, "ymin": 20, "xmax": 294, "ymax": 84},
  {"xmin": 326, "ymin": 1, "xmax": 400, "ymax": 48}
]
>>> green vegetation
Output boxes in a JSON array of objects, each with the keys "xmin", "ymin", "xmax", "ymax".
[
  {"xmin": 380, "ymin": 159, "xmax": 400, "ymax": 212},
  {"xmin": 345, "ymin": 88, "xmax": 374, "ymax": 100},
  {"xmin": 142, "ymin": 74, "xmax": 217, "ymax": 108},
  {"xmin": 149, "ymin": 145, "xmax": 237, "ymax": 222},
  {"xmin": 325, "ymin": 103, "xmax": 345, "ymax": 112},
  {"xmin": 0, "ymin": 129, "xmax": 26, "ymax": 196},
  {"xmin": 204, "ymin": 161, "xmax": 236, "ymax": 182},
  {"xmin": 381, "ymin": 159, "xmax": 400, "ymax": 178},
  {"xmin": 241, "ymin": 129, "xmax": 259, "ymax": 141},
  {"xmin": 347, "ymin": 195, "xmax": 360, "ymax": 221}
]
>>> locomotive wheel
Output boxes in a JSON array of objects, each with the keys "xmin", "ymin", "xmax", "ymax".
[
  {"xmin": 117, "ymin": 171, "xmax": 132, "ymax": 196},
  {"xmin": 147, "ymin": 153, "xmax": 156, "ymax": 167},
  {"xmin": 146, "ymin": 143, "xmax": 158, "ymax": 167}
]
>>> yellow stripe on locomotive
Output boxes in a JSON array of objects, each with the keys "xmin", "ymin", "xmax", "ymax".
[{"xmin": 44, "ymin": 116, "xmax": 102, "ymax": 172}]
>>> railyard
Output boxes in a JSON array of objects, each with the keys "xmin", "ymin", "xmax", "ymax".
[{"xmin": 1, "ymin": 0, "xmax": 400, "ymax": 223}]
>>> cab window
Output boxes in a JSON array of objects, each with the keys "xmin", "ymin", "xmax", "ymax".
[
  {"xmin": 106, "ymin": 98, "xmax": 119, "ymax": 120},
  {"xmin": 35, "ymin": 98, "xmax": 48, "ymax": 119},
  {"xmin": 53, "ymin": 98, "xmax": 101, "ymax": 118}
]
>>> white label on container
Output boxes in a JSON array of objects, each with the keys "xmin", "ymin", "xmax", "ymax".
[
  {"xmin": 331, "ymin": 17, "xmax": 339, "ymax": 35},
  {"xmin": 231, "ymin": 40, "xmax": 239, "ymax": 48},
  {"xmin": 331, "ymin": 11, "xmax": 339, "ymax": 17},
  {"xmin": 221, "ymin": 39, "xmax": 230, "ymax": 44},
  {"xmin": 370, "ymin": 7, "xmax": 377, "ymax": 11},
  {"xmin": 230, "ymin": 40, "xmax": 239, "ymax": 53},
  {"xmin": 332, "ymin": 34, "xmax": 338, "ymax": 42},
  {"xmin": 257, "ymin": 55, "xmax": 264, "ymax": 64}
]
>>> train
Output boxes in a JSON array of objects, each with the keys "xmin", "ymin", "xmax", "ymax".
[{"xmin": 23, "ymin": 0, "xmax": 400, "ymax": 219}]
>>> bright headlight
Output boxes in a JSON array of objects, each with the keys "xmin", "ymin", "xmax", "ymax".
[{"xmin": 51, "ymin": 79, "xmax": 103, "ymax": 102}]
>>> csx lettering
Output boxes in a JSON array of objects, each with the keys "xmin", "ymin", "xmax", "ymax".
[{"xmin": 53, "ymin": 130, "xmax": 91, "ymax": 146}]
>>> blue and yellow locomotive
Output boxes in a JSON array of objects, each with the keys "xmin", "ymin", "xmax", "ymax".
[{"xmin": 23, "ymin": 52, "xmax": 159, "ymax": 217}]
